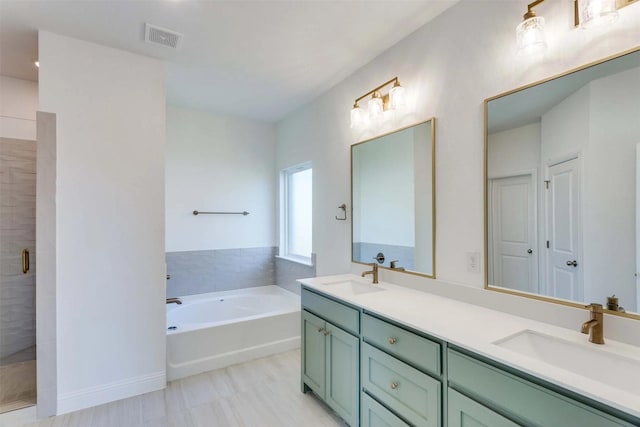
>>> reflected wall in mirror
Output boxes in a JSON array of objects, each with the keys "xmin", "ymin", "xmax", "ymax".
[
  {"xmin": 485, "ymin": 47, "xmax": 640, "ymax": 318},
  {"xmin": 352, "ymin": 119, "xmax": 435, "ymax": 277}
]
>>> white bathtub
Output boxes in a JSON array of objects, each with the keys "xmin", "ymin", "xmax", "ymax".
[{"xmin": 166, "ymin": 285, "xmax": 300, "ymax": 381}]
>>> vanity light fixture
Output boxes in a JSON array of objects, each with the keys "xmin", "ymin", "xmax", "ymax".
[
  {"xmin": 575, "ymin": 0, "xmax": 619, "ymax": 29},
  {"xmin": 350, "ymin": 77, "xmax": 406, "ymax": 130},
  {"xmin": 516, "ymin": 0, "xmax": 547, "ymax": 56}
]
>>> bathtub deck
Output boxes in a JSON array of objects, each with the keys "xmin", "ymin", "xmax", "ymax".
[{"xmin": 22, "ymin": 349, "xmax": 347, "ymax": 427}]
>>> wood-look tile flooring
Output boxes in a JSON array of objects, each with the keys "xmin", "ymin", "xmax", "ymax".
[{"xmin": 22, "ymin": 350, "xmax": 347, "ymax": 427}]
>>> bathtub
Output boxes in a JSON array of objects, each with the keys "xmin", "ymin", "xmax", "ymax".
[{"xmin": 166, "ymin": 285, "xmax": 300, "ymax": 381}]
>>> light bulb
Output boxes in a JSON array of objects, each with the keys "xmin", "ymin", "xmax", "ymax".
[
  {"xmin": 350, "ymin": 104, "xmax": 363, "ymax": 129},
  {"xmin": 389, "ymin": 82, "xmax": 405, "ymax": 110},
  {"xmin": 516, "ymin": 16, "xmax": 547, "ymax": 56},
  {"xmin": 579, "ymin": 0, "xmax": 618, "ymax": 29},
  {"xmin": 368, "ymin": 92, "xmax": 383, "ymax": 123}
]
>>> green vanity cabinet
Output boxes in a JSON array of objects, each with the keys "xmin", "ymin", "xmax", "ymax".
[
  {"xmin": 361, "ymin": 392, "xmax": 411, "ymax": 427},
  {"xmin": 447, "ymin": 388, "xmax": 518, "ymax": 427},
  {"xmin": 301, "ymin": 288, "xmax": 360, "ymax": 427},
  {"xmin": 447, "ymin": 349, "xmax": 637, "ymax": 427},
  {"xmin": 300, "ymin": 286, "xmax": 639, "ymax": 427},
  {"xmin": 361, "ymin": 313, "xmax": 442, "ymax": 427}
]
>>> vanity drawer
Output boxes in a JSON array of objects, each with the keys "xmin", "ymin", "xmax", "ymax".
[
  {"xmin": 362, "ymin": 313, "xmax": 441, "ymax": 377},
  {"xmin": 447, "ymin": 349, "xmax": 635, "ymax": 427},
  {"xmin": 301, "ymin": 288, "xmax": 359, "ymax": 335},
  {"xmin": 362, "ymin": 343, "xmax": 441, "ymax": 427},
  {"xmin": 361, "ymin": 392, "xmax": 410, "ymax": 427}
]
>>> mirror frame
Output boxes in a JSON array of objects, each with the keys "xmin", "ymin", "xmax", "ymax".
[
  {"xmin": 351, "ymin": 118, "xmax": 437, "ymax": 279},
  {"xmin": 483, "ymin": 46, "xmax": 640, "ymax": 321}
]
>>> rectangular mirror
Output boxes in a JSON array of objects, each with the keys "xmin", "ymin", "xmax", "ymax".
[
  {"xmin": 485, "ymin": 47, "xmax": 640, "ymax": 319},
  {"xmin": 352, "ymin": 119, "xmax": 435, "ymax": 278}
]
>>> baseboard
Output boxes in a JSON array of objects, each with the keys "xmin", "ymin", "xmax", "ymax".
[
  {"xmin": 168, "ymin": 336, "xmax": 300, "ymax": 381},
  {"xmin": 57, "ymin": 370, "xmax": 166, "ymax": 415}
]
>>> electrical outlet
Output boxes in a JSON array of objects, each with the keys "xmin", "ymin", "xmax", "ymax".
[{"xmin": 467, "ymin": 252, "xmax": 481, "ymax": 273}]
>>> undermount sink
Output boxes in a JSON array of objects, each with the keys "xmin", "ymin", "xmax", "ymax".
[
  {"xmin": 320, "ymin": 279, "xmax": 386, "ymax": 295},
  {"xmin": 494, "ymin": 330, "xmax": 640, "ymax": 396}
]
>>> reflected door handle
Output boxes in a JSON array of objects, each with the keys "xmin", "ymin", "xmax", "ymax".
[
  {"xmin": 527, "ymin": 249, "xmax": 533, "ymax": 254},
  {"xmin": 22, "ymin": 249, "xmax": 29, "ymax": 274},
  {"xmin": 566, "ymin": 260, "xmax": 578, "ymax": 267}
]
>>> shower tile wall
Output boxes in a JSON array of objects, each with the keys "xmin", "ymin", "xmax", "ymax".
[
  {"xmin": 353, "ymin": 242, "xmax": 415, "ymax": 271},
  {"xmin": 0, "ymin": 138, "xmax": 36, "ymax": 365},
  {"xmin": 166, "ymin": 247, "xmax": 277, "ymax": 298}
]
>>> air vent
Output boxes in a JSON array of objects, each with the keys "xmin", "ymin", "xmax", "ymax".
[{"xmin": 145, "ymin": 23, "xmax": 183, "ymax": 49}]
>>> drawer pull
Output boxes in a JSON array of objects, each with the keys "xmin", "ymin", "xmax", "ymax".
[
  {"xmin": 390, "ymin": 382, "xmax": 399, "ymax": 390},
  {"xmin": 318, "ymin": 327, "xmax": 325, "ymax": 333},
  {"xmin": 388, "ymin": 337, "xmax": 397, "ymax": 344}
]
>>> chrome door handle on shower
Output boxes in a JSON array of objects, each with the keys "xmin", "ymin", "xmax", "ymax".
[{"xmin": 22, "ymin": 249, "xmax": 29, "ymax": 274}]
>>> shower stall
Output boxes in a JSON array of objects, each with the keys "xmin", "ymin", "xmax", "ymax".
[{"xmin": 0, "ymin": 136, "xmax": 37, "ymax": 413}]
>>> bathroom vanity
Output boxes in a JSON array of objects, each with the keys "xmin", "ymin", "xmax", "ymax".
[{"xmin": 299, "ymin": 275, "xmax": 640, "ymax": 427}]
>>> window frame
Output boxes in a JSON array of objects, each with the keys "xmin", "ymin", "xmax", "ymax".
[{"xmin": 279, "ymin": 161, "xmax": 313, "ymax": 265}]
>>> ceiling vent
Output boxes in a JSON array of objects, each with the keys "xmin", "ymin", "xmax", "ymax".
[{"xmin": 145, "ymin": 23, "xmax": 183, "ymax": 49}]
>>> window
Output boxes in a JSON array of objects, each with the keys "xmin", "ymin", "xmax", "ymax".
[{"xmin": 280, "ymin": 162, "xmax": 312, "ymax": 264}]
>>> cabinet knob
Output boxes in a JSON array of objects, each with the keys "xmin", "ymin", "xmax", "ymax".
[
  {"xmin": 388, "ymin": 337, "xmax": 397, "ymax": 345},
  {"xmin": 390, "ymin": 382, "xmax": 399, "ymax": 390},
  {"xmin": 323, "ymin": 330, "xmax": 331, "ymax": 336},
  {"xmin": 318, "ymin": 327, "xmax": 325, "ymax": 333}
]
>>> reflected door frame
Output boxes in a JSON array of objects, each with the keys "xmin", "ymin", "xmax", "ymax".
[
  {"xmin": 543, "ymin": 154, "xmax": 583, "ymax": 301},
  {"xmin": 488, "ymin": 169, "xmax": 539, "ymax": 292}
]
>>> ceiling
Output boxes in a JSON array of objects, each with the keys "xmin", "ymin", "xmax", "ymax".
[{"xmin": 0, "ymin": 0, "xmax": 459, "ymax": 122}]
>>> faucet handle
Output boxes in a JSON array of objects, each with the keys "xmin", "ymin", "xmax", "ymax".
[{"xmin": 390, "ymin": 260, "xmax": 398, "ymax": 268}]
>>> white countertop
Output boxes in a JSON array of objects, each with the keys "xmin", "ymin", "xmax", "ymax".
[{"xmin": 298, "ymin": 274, "xmax": 640, "ymax": 419}]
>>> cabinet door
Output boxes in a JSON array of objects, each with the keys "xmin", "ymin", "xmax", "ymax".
[
  {"xmin": 325, "ymin": 321, "xmax": 359, "ymax": 427},
  {"xmin": 302, "ymin": 310, "xmax": 326, "ymax": 396},
  {"xmin": 448, "ymin": 388, "xmax": 518, "ymax": 427},
  {"xmin": 362, "ymin": 393, "xmax": 410, "ymax": 427}
]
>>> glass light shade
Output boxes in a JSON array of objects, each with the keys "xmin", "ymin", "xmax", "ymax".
[
  {"xmin": 389, "ymin": 85, "xmax": 406, "ymax": 110},
  {"xmin": 579, "ymin": 0, "xmax": 618, "ymax": 29},
  {"xmin": 368, "ymin": 95, "xmax": 383, "ymax": 123},
  {"xmin": 350, "ymin": 105, "xmax": 363, "ymax": 129},
  {"xmin": 516, "ymin": 16, "xmax": 547, "ymax": 56}
]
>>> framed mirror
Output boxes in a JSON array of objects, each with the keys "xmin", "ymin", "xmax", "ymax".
[
  {"xmin": 351, "ymin": 119, "xmax": 435, "ymax": 278},
  {"xmin": 484, "ymin": 47, "xmax": 640, "ymax": 319}
]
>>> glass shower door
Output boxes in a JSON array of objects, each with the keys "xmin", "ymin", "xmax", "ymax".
[{"xmin": 0, "ymin": 137, "xmax": 36, "ymax": 413}]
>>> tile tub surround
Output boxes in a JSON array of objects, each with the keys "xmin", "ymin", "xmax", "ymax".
[
  {"xmin": 275, "ymin": 254, "xmax": 316, "ymax": 296},
  {"xmin": 352, "ymin": 242, "xmax": 414, "ymax": 270},
  {"xmin": 299, "ymin": 274, "xmax": 640, "ymax": 419},
  {"xmin": 166, "ymin": 247, "xmax": 277, "ymax": 298}
]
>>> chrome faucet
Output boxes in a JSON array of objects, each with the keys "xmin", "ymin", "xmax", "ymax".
[
  {"xmin": 389, "ymin": 260, "xmax": 405, "ymax": 271},
  {"xmin": 581, "ymin": 303, "xmax": 604, "ymax": 344},
  {"xmin": 166, "ymin": 297, "xmax": 182, "ymax": 305},
  {"xmin": 361, "ymin": 263, "xmax": 378, "ymax": 284}
]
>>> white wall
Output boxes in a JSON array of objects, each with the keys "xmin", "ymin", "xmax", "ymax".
[
  {"xmin": 38, "ymin": 31, "xmax": 166, "ymax": 413},
  {"xmin": 585, "ymin": 67, "xmax": 640, "ymax": 310},
  {"xmin": 165, "ymin": 105, "xmax": 276, "ymax": 252},
  {"xmin": 488, "ymin": 122, "xmax": 541, "ymax": 178},
  {"xmin": 0, "ymin": 75, "xmax": 37, "ymax": 140},
  {"xmin": 277, "ymin": 0, "xmax": 640, "ymax": 341}
]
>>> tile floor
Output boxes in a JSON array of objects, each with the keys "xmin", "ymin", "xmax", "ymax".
[
  {"xmin": 20, "ymin": 350, "xmax": 346, "ymax": 427},
  {"xmin": 0, "ymin": 360, "xmax": 36, "ymax": 414}
]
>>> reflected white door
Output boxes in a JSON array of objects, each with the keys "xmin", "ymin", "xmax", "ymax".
[
  {"xmin": 489, "ymin": 174, "xmax": 537, "ymax": 292},
  {"xmin": 546, "ymin": 158, "xmax": 582, "ymax": 301}
]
